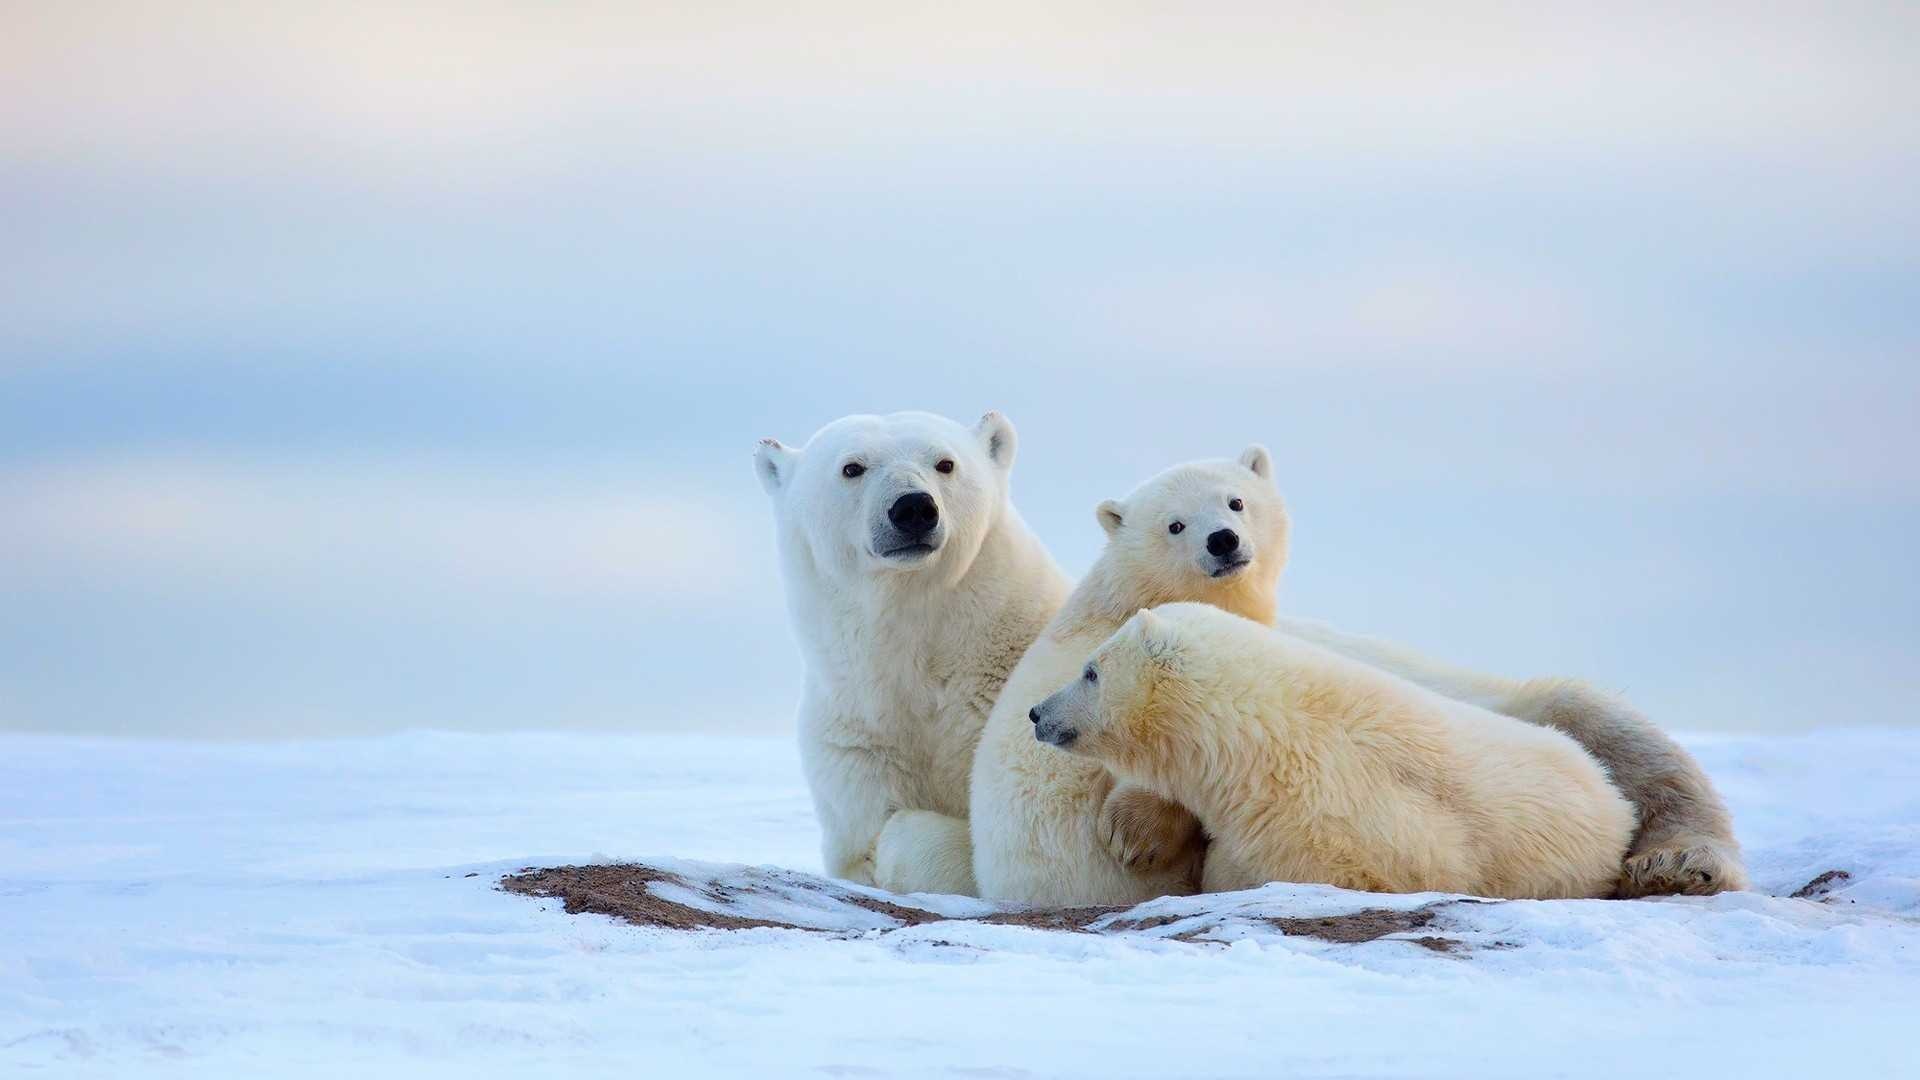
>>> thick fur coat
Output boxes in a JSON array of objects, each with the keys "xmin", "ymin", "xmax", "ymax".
[
  {"xmin": 755, "ymin": 411, "xmax": 1067, "ymax": 894},
  {"xmin": 1032, "ymin": 604, "xmax": 1637, "ymax": 900}
]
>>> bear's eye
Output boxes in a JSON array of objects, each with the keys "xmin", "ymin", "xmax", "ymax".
[
  {"xmin": 935, "ymin": 459, "xmax": 955, "ymax": 474},
  {"xmin": 1229, "ymin": 497, "xmax": 1244, "ymax": 512},
  {"xmin": 1084, "ymin": 666, "xmax": 1097, "ymax": 684},
  {"xmin": 1168, "ymin": 521, "xmax": 1185, "ymax": 535},
  {"xmin": 842, "ymin": 462, "xmax": 866, "ymax": 479}
]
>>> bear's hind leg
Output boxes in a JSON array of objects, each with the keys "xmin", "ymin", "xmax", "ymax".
[{"xmin": 1514, "ymin": 680, "xmax": 1748, "ymax": 897}]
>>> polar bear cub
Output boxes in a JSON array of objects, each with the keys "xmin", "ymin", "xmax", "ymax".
[
  {"xmin": 969, "ymin": 446, "xmax": 1289, "ymax": 905},
  {"xmin": 1031, "ymin": 603, "xmax": 1636, "ymax": 900}
]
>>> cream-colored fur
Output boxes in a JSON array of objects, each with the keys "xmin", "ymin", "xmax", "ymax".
[
  {"xmin": 1266, "ymin": 616, "xmax": 1749, "ymax": 896},
  {"xmin": 969, "ymin": 447, "xmax": 1287, "ymax": 905},
  {"xmin": 756, "ymin": 411, "xmax": 1068, "ymax": 895},
  {"xmin": 1034, "ymin": 604, "xmax": 1636, "ymax": 900}
]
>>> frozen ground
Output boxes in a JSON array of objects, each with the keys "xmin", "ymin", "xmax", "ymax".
[{"xmin": 3, "ymin": 730, "xmax": 1917, "ymax": 1078}]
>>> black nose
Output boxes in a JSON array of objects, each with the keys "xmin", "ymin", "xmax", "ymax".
[
  {"xmin": 1028, "ymin": 707, "xmax": 1041, "ymax": 724},
  {"xmin": 1207, "ymin": 528, "xmax": 1240, "ymax": 557},
  {"xmin": 888, "ymin": 491, "xmax": 939, "ymax": 537}
]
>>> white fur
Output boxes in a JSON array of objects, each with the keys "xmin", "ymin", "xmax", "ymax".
[
  {"xmin": 755, "ymin": 411, "xmax": 1067, "ymax": 893},
  {"xmin": 969, "ymin": 448, "xmax": 1288, "ymax": 905},
  {"xmin": 1034, "ymin": 604, "xmax": 1636, "ymax": 900}
]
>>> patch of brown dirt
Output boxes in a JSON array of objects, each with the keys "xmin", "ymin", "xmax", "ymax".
[
  {"xmin": 979, "ymin": 905, "xmax": 1127, "ymax": 932},
  {"xmin": 500, "ymin": 863, "xmax": 1471, "ymax": 952},
  {"xmin": 1101, "ymin": 912, "xmax": 1190, "ymax": 933},
  {"xmin": 1261, "ymin": 906, "xmax": 1440, "ymax": 944},
  {"xmin": 1144, "ymin": 904, "xmax": 1460, "ymax": 951},
  {"xmin": 836, "ymin": 893, "xmax": 951, "ymax": 924},
  {"xmin": 1790, "ymin": 869, "xmax": 1852, "ymax": 901},
  {"xmin": 502, "ymin": 864, "xmax": 810, "ymax": 932},
  {"xmin": 503, "ymin": 862, "xmax": 963, "ymax": 933}
]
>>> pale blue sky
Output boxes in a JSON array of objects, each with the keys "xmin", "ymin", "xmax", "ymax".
[{"xmin": 3, "ymin": 3, "xmax": 1916, "ymax": 735}]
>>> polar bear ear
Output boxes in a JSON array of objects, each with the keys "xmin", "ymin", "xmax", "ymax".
[
  {"xmin": 1096, "ymin": 499, "xmax": 1126, "ymax": 537},
  {"xmin": 1133, "ymin": 608, "xmax": 1178, "ymax": 663},
  {"xmin": 1237, "ymin": 444, "xmax": 1273, "ymax": 482},
  {"xmin": 976, "ymin": 411, "xmax": 1017, "ymax": 471},
  {"xmin": 754, "ymin": 437, "xmax": 798, "ymax": 496}
]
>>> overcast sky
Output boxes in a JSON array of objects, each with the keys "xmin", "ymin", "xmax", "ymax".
[{"xmin": 3, "ymin": 3, "xmax": 1916, "ymax": 736}]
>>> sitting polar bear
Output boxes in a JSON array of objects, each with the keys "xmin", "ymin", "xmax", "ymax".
[
  {"xmin": 1030, "ymin": 603, "xmax": 1637, "ymax": 900},
  {"xmin": 754, "ymin": 411, "xmax": 1068, "ymax": 894},
  {"xmin": 969, "ymin": 447, "xmax": 1294, "ymax": 904}
]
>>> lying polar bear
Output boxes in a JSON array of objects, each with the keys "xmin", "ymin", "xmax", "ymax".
[{"xmin": 1030, "ymin": 603, "xmax": 1637, "ymax": 900}]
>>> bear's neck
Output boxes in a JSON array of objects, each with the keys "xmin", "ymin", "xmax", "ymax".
[{"xmin": 1054, "ymin": 555, "xmax": 1278, "ymax": 640}]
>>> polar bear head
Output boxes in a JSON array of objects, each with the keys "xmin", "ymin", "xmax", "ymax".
[
  {"xmin": 754, "ymin": 410, "xmax": 1017, "ymax": 588},
  {"xmin": 1089, "ymin": 446, "xmax": 1289, "ymax": 620},
  {"xmin": 1029, "ymin": 603, "xmax": 1244, "ymax": 768}
]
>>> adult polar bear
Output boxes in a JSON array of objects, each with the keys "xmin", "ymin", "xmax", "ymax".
[
  {"xmin": 755, "ymin": 411, "xmax": 1745, "ymax": 900},
  {"xmin": 755, "ymin": 410, "xmax": 1063, "ymax": 894}
]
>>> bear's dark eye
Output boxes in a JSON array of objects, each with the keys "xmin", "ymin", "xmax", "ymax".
[
  {"xmin": 935, "ymin": 459, "xmax": 955, "ymax": 474},
  {"xmin": 1229, "ymin": 497, "xmax": 1244, "ymax": 512},
  {"xmin": 842, "ymin": 462, "xmax": 866, "ymax": 479},
  {"xmin": 1168, "ymin": 521, "xmax": 1185, "ymax": 535},
  {"xmin": 1084, "ymin": 666, "xmax": 1097, "ymax": 684}
]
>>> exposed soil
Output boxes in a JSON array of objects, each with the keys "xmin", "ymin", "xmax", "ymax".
[
  {"xmin": 1790, "ymin": 869, "xmax": 1853, "ymax": 901},
  {"xmin": 499, "ymin": 863, "xmax": 1468, "ymax": 952},
  {"xmin": 501, "ymin": 863, "xmax": 957, "ymax": 932},
  {"xmin": 1252, "ymin": 907, "xmax": 1456, "ymax": 951},
  {"xmin": 980, "ymin": 905, "xmax": 1127, "ymax": 932},
  {"xmin": 503, "ymin": 864, "xmax": 803, "ymax": 932}
]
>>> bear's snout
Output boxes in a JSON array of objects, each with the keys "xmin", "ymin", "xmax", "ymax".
[
  {"xmin": 1030, "ymin": 703, "xmax": 1079, "ymax": 749},
  {"xmin": 1206, "ymin": 528, "xmax": 1240, "ymax": 557},
  {"xmin": 887, "ymin": 491, "xmax": 940, "ymax": 538},
  {"xmin": 1038, "ymin": 724, "xmax": 1078, "ymax": 748},
  {"xmin": 1033, "ymin": 722, "xmax": 1078, "ymax": 748}
]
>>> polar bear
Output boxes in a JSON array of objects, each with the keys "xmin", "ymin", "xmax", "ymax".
[
  {"xmin": 968, "ymin": 447, "xmax": 1289, "ymax": 905},
  {"xmin": 1260, "ymin": 617, "xmax": 1748, "ymax": 897},
  {"xmin": 1030, "ymin": 603, "xmax": 1636, "ymax": 900},
  {"xmin": 754, "ymin": 411, "xmax": 1068, "ymax": 894}
]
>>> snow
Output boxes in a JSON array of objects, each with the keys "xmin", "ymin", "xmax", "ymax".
[{"xmin": 4, "ymin": 729, "xmax": 1918, "ymax": 1077}]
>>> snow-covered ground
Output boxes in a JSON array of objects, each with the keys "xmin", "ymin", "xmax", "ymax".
[{"xmin": 3, "ymin": 730, "xmax": 1917, "ymax": 1078}]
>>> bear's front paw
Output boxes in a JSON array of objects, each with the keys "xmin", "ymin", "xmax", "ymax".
[
  {"xmin": 1098, "ymin": 784, "xmax": 1204, "ymax": 876},
  {"xmin": 1617, "ymin": 837, "xmax": 1749, "ymax": 898}
]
